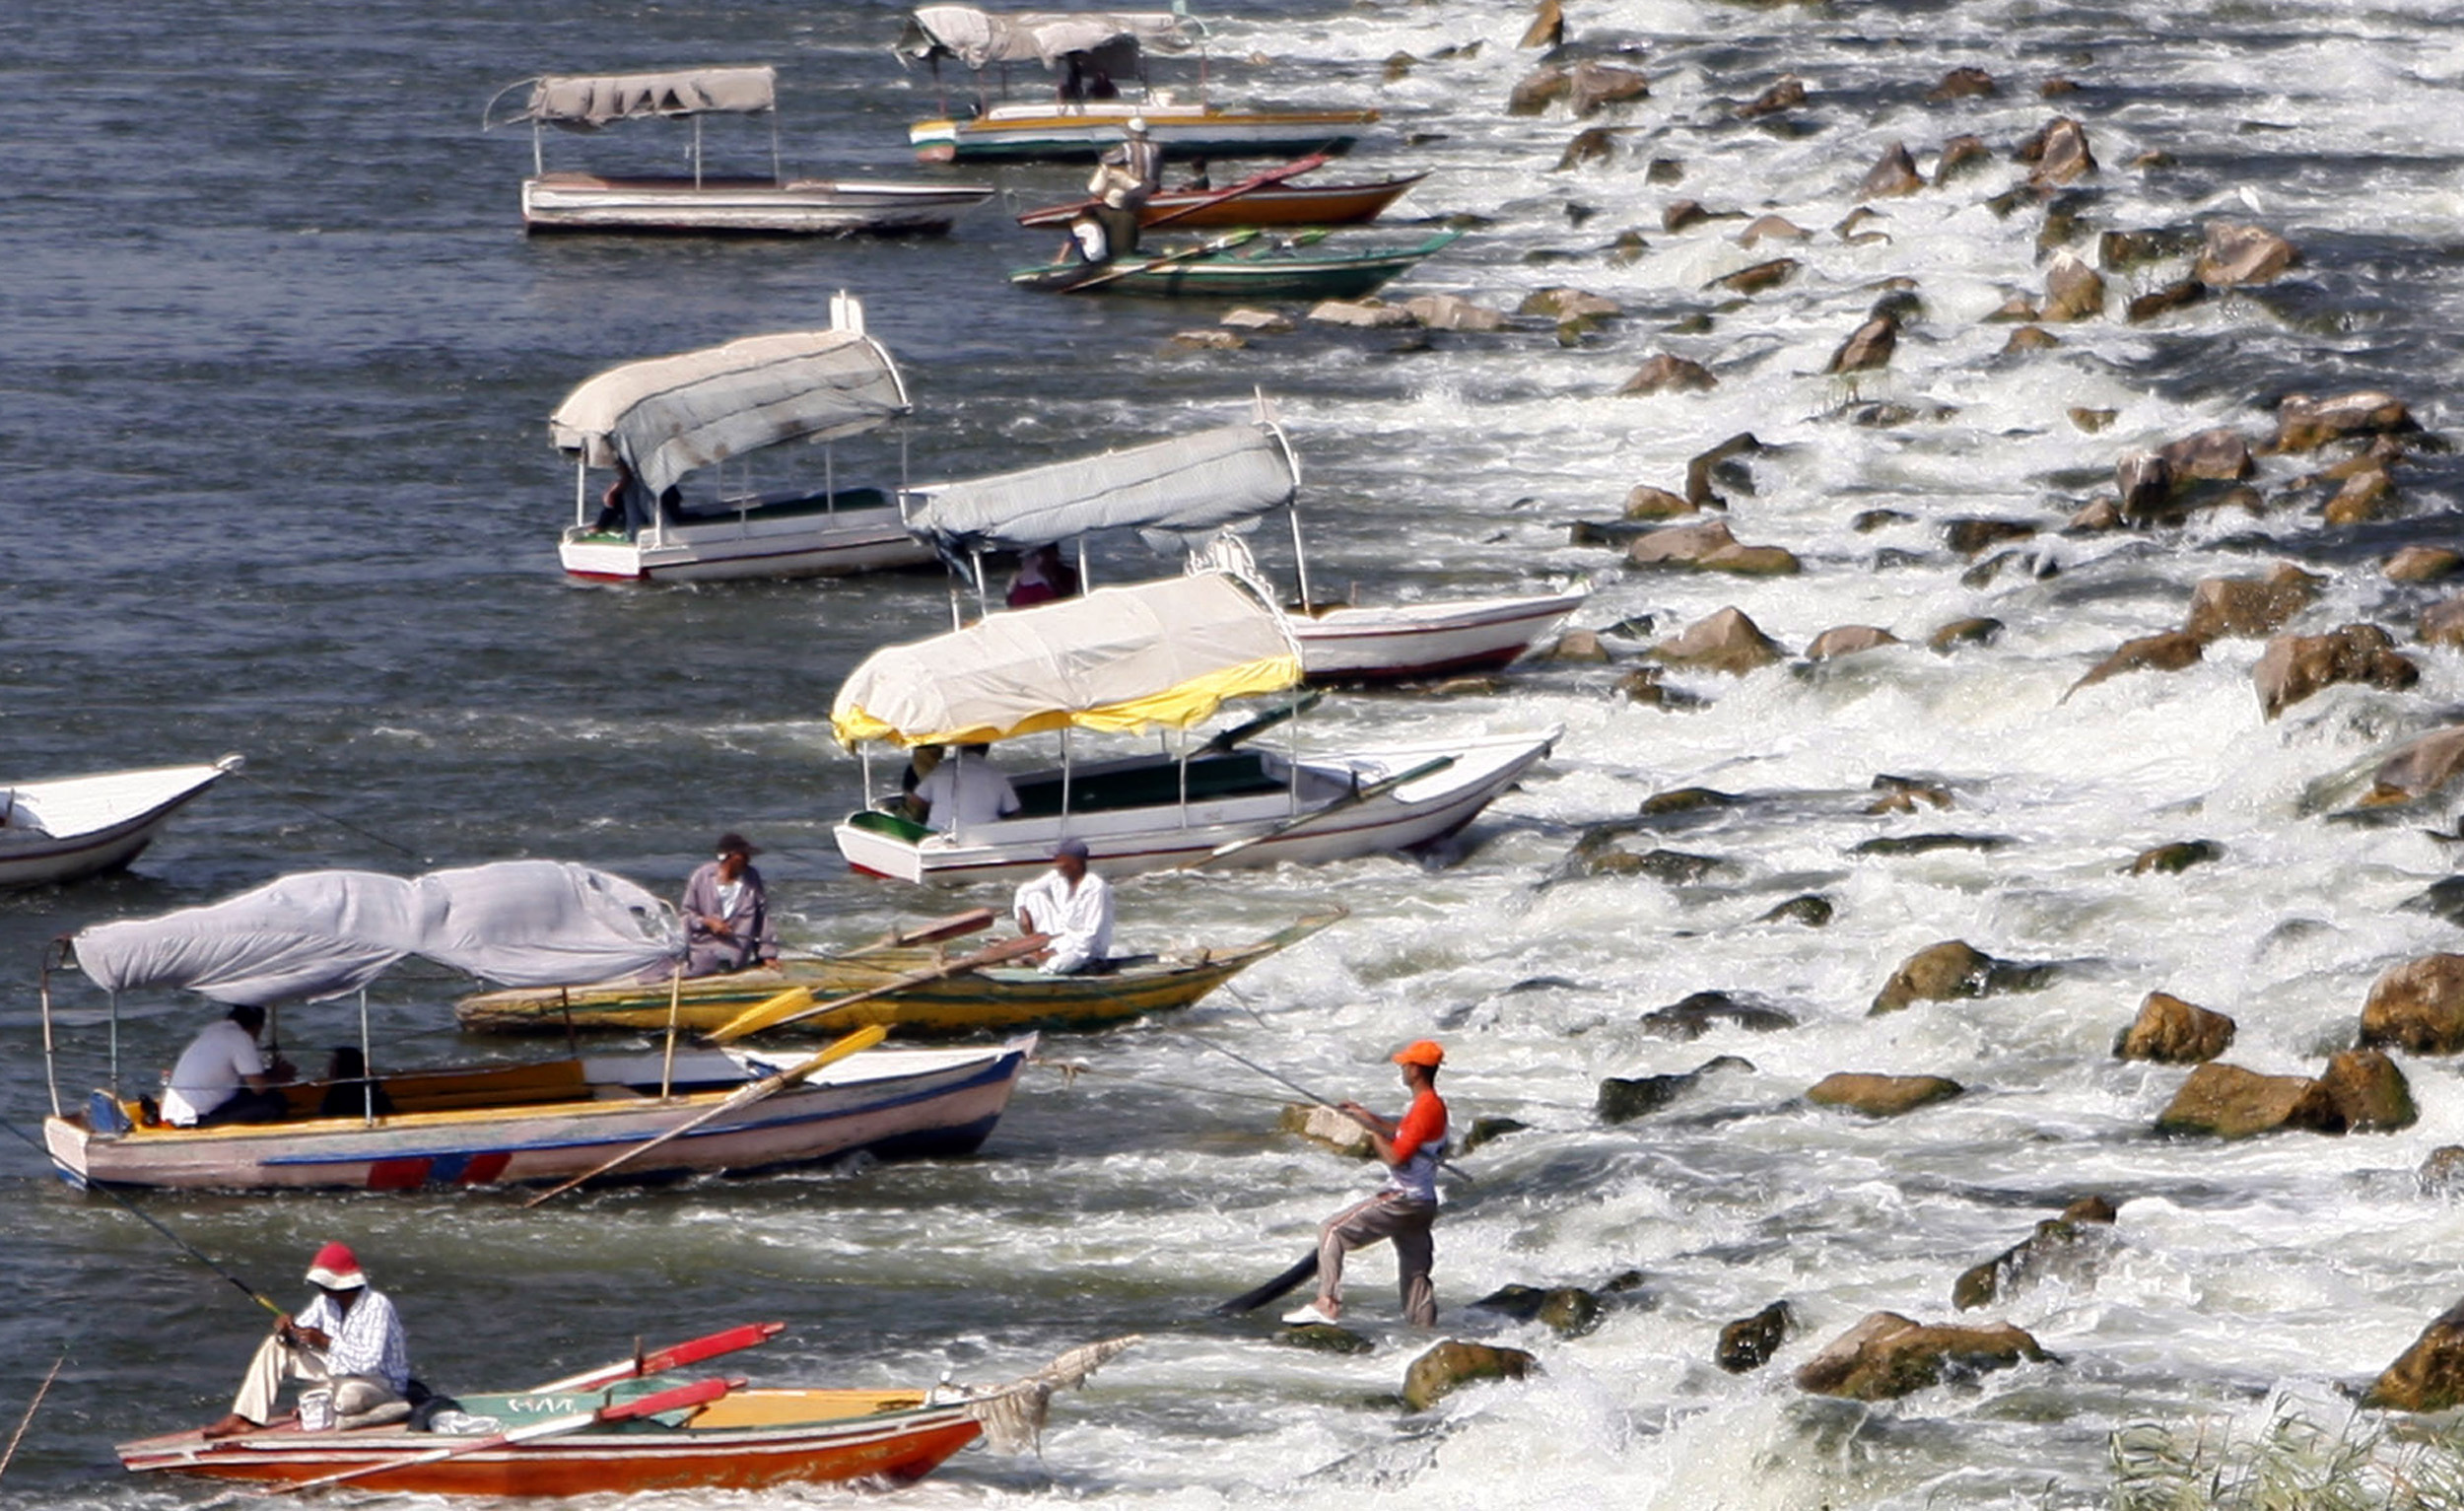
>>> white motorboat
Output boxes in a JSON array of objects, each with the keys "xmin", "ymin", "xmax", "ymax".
[
  {"xmin": 0, "ymin": 756, "xmax": 241, "ymax": 889},
  {"xmin": 487, "ymin": 67, "xmax": 992, "ymax": 235},
  {"xmin": 827, "ymin": 574, "xmax": 1557, "ymax": 884},
  {"xmin": 1287, "ymin": 590, "xmax": 1591, "ymax": 681},
  {"xmin": 550, "ymin": 298, "xmax": 939, "ymax": 584}
]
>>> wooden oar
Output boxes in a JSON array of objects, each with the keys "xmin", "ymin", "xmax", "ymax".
[
  {"xmin": 802, "ymin": 908, "xmax": 995, "ymax": 964},
  {"xmin": 1213, "ymin": 1253, "xmax": 1319, "ymax": 1316},
  {"xmin": 1027, "ymin": 152, "xmax": 1330, "ymax": 232},
  {"xmin": 1059, "ymin": 228, "xmax": 1262, "ymax": 294},
  {"xmin": 706, "ymin": 934, "xmax": 1047, "ymax": 1043},
  {"xmin": 519, "ymin": 1027, "xmax": 891, "ymax": 1207},
  {"xmin": 525, "ymin": 1321, "xmax": 785, "ymax": 1394},
  {"xmin": 1189, "ymin": 755, "xmax": 1456, "ymax": 870},
  {"xmin": 262, "ymin": 1376, "xmax": 734, "ymax": 1496},
  {"xmin": 1198, "ymin": 691, "xmax": 1325, "ymax": 756}
]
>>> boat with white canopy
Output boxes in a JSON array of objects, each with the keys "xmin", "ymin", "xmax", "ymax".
[
  {"xmin": 37, "ymin": 860, "xmax": 1030, "ymax": 1191},
  {"xmin": 895, "ymin": 7, "xmax": 1376, "ymax": 163},
  {"xmin": 553, "ymin": 299, "xmax": 938, "ymax": 583},
  {"xmin": 1, "ymin": 755, "xmax": 242, "ymax": 889},
  {"xmin": 829, "ymin": 571, "xmax": 1557, "ymax": 883},
  {"xmin": 486, "ymin": 66, "xmax": 993, "ymax": 234},
  {"xmin": 904, "ymin": 405, "xmax": 1588, "ymax": 681}
]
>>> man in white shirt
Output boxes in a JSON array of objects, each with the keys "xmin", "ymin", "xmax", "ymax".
[
  {"xmin": 1012, "ymin": 839, "xmax": 1114, "ymax": 976},
  {"xmin": 205, "ymin": 1242, "xmax": 414, "ymax": 1439},
  {"xmin": 161, "ymin": 1004, "xmax": 294, "ymax": 1128},
  {"xmin": 914, "ymin": 743, "xmax": 1021, "ymax": 834}
]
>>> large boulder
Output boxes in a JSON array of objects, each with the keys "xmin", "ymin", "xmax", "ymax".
[
  {"xmin": 1556, "ymin": 126, "xmax": 1618, "ymax": 172},
  {"xmin": 1308, "ymin": 299, "xmax": 1414, "ymax": 329},
  {"xmin": 1934, "ymin": 134, "xmax": 1992, "ymax": 185},
  {"xmin": 1807, "ymin": 1072, "xmax": 1963, "ymax": 1117},
  {"xmin": 1952, "ymin": 1197, "xmax": 2120, "ymax": 1310},
  {"xmin": 1860, "ymin": 142, "xmax": 1924, "ymax": 198},
  {"xmin": 1401, "ymin": 294, "xmax": 1507, "ymax": 332},
  {"xmin": 1871, "ymin": 939, "xmax": 2032, "ymax": 1013},
  {"xmin": 1653, "ymin": 607, "xmax": 1784, "ymax": 674},
  {"xmin": 2183, "ymin": 564, "xmax": 2321, "ymax": 641},
  {"xmin": 2041, "ymin": 251, "xmax": 2106, "ymax": 321},
  {"xmin": 2159, "ymin": 428, "xmax": 2256, "ymax": 484},
  {"xmin": 2386, "ymin": 546, "xmax": 2462, "ymax": 584},
  {"xmin": 2361, "ymin": 726, "xmax": 2464, "ymax": 807},
  {"xmin": 2022, "ymin": 116, "xmax": 2096, "ymax": 185},
  {"xmin": 1928, "ymin": 67, "xmax": 1997, "ymax": 102},
  {"xmin": 1640, "ymin": 990, "xmax": 1798, "ymax": 1038},
  {"xmin": 2115, "ymin": 450, "xmax": 2174, "ymax": 522},
  {"xmin": 2069, "ymin": 630, "xmax": 2205, "ymax": 695},
  {"xmin": 1518, "ymin": 0, "xmax": 1564, "ymax": 49},
  {"xmin": 2127, "ymin": 278, "xmax": 2210, "ymax": 323},
  {"xmin": 2317, "ymin": 1048, "xmax": 2417, "ymax": 1131},
  {"xmin": 1520, "ymin": 286, "xmax": 1622, "ymax": 322},
  {"xmin": 1570, "ymin": 61, "xmax": 1651, "ymax": 116},
  {"xmin": 2114, "ymin": 991, "xmax": 2236, "ymax": 1064},
  {"xmin": 1737, "ymin": 75, "xmax": 1807, "ymax": 119},
  {"xmin": 1827, "ymin": 314, "xmax": 1898, "ymax": 375},
  {"xmin": 1472, "ymin": 1284, "xmax": 1603, "ymax": 1339},
  {"xmin": 2268, "ymin": 390, "xmax": 2419, "ymax": 453},
  {"xmin": 1740, "ymin": 214, "xmax": 1811, "ymax": 246},
  {"xmin": 2324, "ymin": 466, "xmax": 2396, "ymax": 526},
  {"xmin": 1622, "ymin": 484, "xmax": 1697, "ymax": 520},
  {"xmin": 1625, "ymin": 518, "xmax": 1799, "ymax": 576},
  {"xmin": 1795, "ymin": 1312, "xmax": 2048, "ymax": 1401},
  {"xmin": 1685, "ymin": 431, "xmax": 1764, "ymax": 507},
  {"xmin": 2422, "ymin": 597, "xmax": 2464, "ymax": 649},
  {"xmin": 1929, "ymin": 617, "xmax": 2004, "ymax": 653},
  {"xmin": 1945, "ymin": 517, "xmax": 2037, "ymax": 556},
  {"xmin": 2194, "ymin": 222, "xmax": 2299, "ymax": 288},
  {"xmin": 1402, "ymin": 1340, "xmax": 1538, "ymax": 1411},
  {"xmin": 2155, "ymin": 1064, "xmax": 2343, "ymax": 1137},
  {"xmin": 1506, "ymin": 64, "xmax": 1571, "ymax": 115},
  {"xmin": 2361, "ymin": 954, "xmax": 2464, "ymax": 1054},
  {"xmin": 2251, "ymin": 624, "xmax": 2419, "ymax": 719},
  {"xmin": 1597, "ymin": 1056, "xmax": 1753, "ymax": 1122},
  {"xmin": 1709, "ymin": 257, "xmax": 1801, "ymax": 296},
  {"xmin": 1807, "ymin": 625, "xmax": 1900, "ymax": 660},
  {"xmin": 1717, "ymin": 1301, "xmax": 1795, "ymax": 1373},
  {"xmin": 1279, "ymin": 1102, "xmax": 1378, "ymax": 1157},
  {"xmin": 1618, "ymin": 354, "xmax": 1719, "ymax": 395},
  {"xmin": 2365, "ymin": 1299, "xmax": 2464, "ymax": 1411}
]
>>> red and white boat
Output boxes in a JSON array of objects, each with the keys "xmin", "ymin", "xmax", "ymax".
[
  {"xmin": 0, "ymin": 755, "xmax": 240, "ymax": 888},
  {"xmin": 1015, "ymin": 170, "xmax": 1427, "ymax": 230},
  {"xmin": 1289, "ymin": 590, "xmax": 1591, "ymax": 681}
]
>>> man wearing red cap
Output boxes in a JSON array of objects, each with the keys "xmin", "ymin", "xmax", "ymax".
[
  {"xmin": 204, "ymin": 1243, "xmax": 413, "ymax": 1439},
  {"xmin": 1283, "ymin": 1040, "xmax": 1449, "ymax": 1329}
]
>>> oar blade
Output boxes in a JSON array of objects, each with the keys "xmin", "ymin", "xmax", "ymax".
[
  {"xmin": 1213, "ymin": 1253, "xmax": 1319, "ymax": 1316},
  {"xmin": 708, "ymin": 987, "xmax": 816, "ymax": 1045},
  {"xmin": 525, "ymin": 1321, "xmax": 785, "ymax": 1394}
]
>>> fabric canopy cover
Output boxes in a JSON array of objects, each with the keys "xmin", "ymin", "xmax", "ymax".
[
  {"xmin": 548, "ymin": 331, "xmax": 910, "ymax": 496},
  {"xmin": 74, "ymin": 861, "xmax": 685, "ymax": 1006},
  {"xmin": 831, "ymin": 573, "xmax": 1300, "ymax": 748},
  {"xmin": 512, "ymin": 67, "xmax": 778, "ymax": 128},
  {"xmin": 897, "ymin": 7, "xmax": 1193, "ymax": 70},
  {"xmin": 905, "ymin": 422, "xmax": 1295, "ymax": 559}
]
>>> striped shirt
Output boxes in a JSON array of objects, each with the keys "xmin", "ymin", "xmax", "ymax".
[{"xmin": 299, "ymin": 1288, "xmax": 411, "ymax": 1393}]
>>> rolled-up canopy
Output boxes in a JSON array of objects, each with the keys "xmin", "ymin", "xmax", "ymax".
[
  {"xmin": 74, "ymin": 861, "xmax": 685, "ymax": 1006},
  {"xmin": 896, "ymin": 7, "xmax": 1193, "ymax": 70},
  {"xmin": 549, "ymin": 330, "xmax": 911, "ymax": 495},
  {"xmin": 832, "ymin": 573, "xmax": 1300, "ymax": 748},
  {"xmin": 905, "ymin": 422, "xmax": 1295, "ymax": 558},
  {"xmin": 494, "ymin": 67, "xmax": 778, "ymax": 129}
]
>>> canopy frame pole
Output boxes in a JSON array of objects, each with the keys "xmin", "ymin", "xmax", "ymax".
[
  {"xmin": 825, "ymin": 442, "xmax": 836, "ymax": 516},
  {"xmin": 39, "ymin": 944, "xmax": 61, "ymax": 1118},
  {"xmin": 1060, "ymin": 728, "xmax": 1074, "ymax": 837},
  {"xmin": 532, "ymin": 121, "xmax": 543, "ymax": 178},
  {"xmin": 1178, "ymin": 726, "xmax": 1191, "ymax": 830},
  {"xmin": 971, "ymin": 551, "xmax": 990, "ymax": 621},
  {"xmin": 769, "ymin": 112, "xmax": 782, "ymax": 184},
  {"xmin": 861, "ymin": 746, "xmax": 875, "ymax": 809},
  {"xmin": 931, "ymin": 54, "xmax": 948, "ymax": 118},
  {"xmin": 574, "ymin": 460, "xmax": 588, "ymax": 529},
  {"xmin": 1075, "ymin": 537, "xmax": 1091, "ymax": 592},
  {"xmin": 692, "ymin": 115, "xmax": 705, "ymax": 188},
  {"xmin": 1286, "ymin": 696, "xmax": 1302, "ymax": 816},
  {"xmin": 947, "ymin": 580, "xmax": 965, "ymax": 632},
  {"xmin": 1287, "ymin": 503, "xmax": 1314, "ymax": 614},
  {"xmin": 107, "ymin": 992, "xmax": 121, "ymax": 1101},
  {"xmin": 658, "ymin": 965, "xmax": 684, "ymax": 1100},
  {"xmin": 358, "ymin": 988, "xmax": 376, "ymax": 1127}
]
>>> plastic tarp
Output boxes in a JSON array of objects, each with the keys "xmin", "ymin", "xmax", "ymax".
[
  {"xmin": 897, "ymin": 7, "xmax": 1192, "ymax": 70},
  {"xmin": 832, "ymin": 573, "xmax": 1300, "ymax": 747},
  {"xmin": 74, "ymin": 861, "xmax": 685, "ymax": 1006},
  {"xmin": 548, "ymin": 331, "xmax": 910, "ymax": 495},
  {"xmin": 904, "ymin": 423, "xmax": 1295, "ymax": 559},
  {"xmin": 508, "ymin": 67, "xmax": 777, "ymax": 128}
]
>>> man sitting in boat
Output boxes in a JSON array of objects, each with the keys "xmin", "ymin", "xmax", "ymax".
[
  {"xmin": 204, "ymin": 1243, "xmax": 413, "ymax": 1439},
  {"xmin": 161, "ymin": 1003, "xmax": 294, "ymax": 1128},
  {"xmin": 912, "ymin": 744, "xmax": 1020, "ymax": 833},
  {"xmin": 1084, "ymin": 116, "xmax": 1161, "ymax": 256},
  {"xmin": 680, "ymin": 833, "xmax": 778, "ymax": 977},
  {"xmin": 1013, "ymin": 839, "xmax": 1114, "ymax": 975}
]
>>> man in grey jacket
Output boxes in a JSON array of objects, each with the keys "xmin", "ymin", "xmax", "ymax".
[{"xmin": 679, "ymin": 832, "xmax": 778, "ymax": 977}]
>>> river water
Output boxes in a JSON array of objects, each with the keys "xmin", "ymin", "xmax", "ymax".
[{"xmin": 7, "ymin": 0, "xmax": 2464, "ymax": 1505}]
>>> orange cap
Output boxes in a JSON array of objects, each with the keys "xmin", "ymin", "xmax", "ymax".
[{"xmin": 1391, "ymin": 1040, "xmax": 1445, "ymax": 1067}]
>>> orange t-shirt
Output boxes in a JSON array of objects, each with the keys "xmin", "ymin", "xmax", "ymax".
[{"xmin": 1390, "ymin": 1088, "xmax": 1448, "ymax": 1164}]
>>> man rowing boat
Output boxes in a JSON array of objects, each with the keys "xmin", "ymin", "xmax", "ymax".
[
  {"xmin": 204, "ymin": 1243, "xmax": 413, "ymax": 1439},
  {"xmin": 1282, "ymin": 1039, "xmax": 1448, "ymax": 1329}
]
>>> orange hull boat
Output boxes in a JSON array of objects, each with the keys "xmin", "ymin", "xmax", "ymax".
[{"xmin": 1016, "ymin": 172, "xmax": 1426, "ymax": 230}]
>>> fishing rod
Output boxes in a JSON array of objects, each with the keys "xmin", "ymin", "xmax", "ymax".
[
  {"xmin": 0, "ymin": 1116, "xmax": 282, "ymax": 1318},
  {"xmin": 0, "ymin": 1335, "xmax": 76, "ymax": 1484}
]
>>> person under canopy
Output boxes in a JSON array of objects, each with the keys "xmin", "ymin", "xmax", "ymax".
[
  {"xmin": 1013, "ymin": 838, "xmax": 1113, "ymax": 975},
  {"xmin": 161, "ymin": 1003, "xmax": 294, "ymax": 1128},
  {"xmin": 1005, "ymin": 543, "xmax": 1081, "ymax": 609},
  {"xmin": 913, "ymin": 743, "xmax": 1020, "ymax": 833},
  {"xmin": 204, "ymin": 1243, "xmax": 414, "ymax": 1439},
  {"xmin": 680, "ymin": 833, "xmax": 779, "ymax": 977},
  {"xmin": 1282, "ymin": 1039, "xmax": 1449, "ymax": 1329}
]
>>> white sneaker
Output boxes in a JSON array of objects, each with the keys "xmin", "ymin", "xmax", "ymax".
[{"xmin": 1281, "ymin": 1302, "xmax": 1339, "ymax": 1327}]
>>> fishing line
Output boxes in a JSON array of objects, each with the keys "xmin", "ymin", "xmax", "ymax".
[
  {"xmin": 0, "ymin": 1326, "xmax": 82, "ymax": 1484},
  {"xmin": 1029, "ymin": 1057, "xmax": 1295, "ymax": 1108},
  {"xmin": 230, "ymin": 769, "xmax": 424, "ymax": 863}
]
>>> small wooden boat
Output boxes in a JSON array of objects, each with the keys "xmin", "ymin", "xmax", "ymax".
[
  {"xmin": 1016, "ymin": 171, "xmax": 1426, "ymax": 230},
  {"xmin": 454, "ymin": 909, "xmax": 1343, "ymax": 1036},
  {"xmin": 489, "ymin": 68, "xmax": 992, "ymax": 235},
  {"xmin": 0, "ymin": 755, "xmax": 241, "ymax": 889},
  {"xmin": 1293, "ymin": 591, "xmax": 1591, "ymax": 682},
  {"xmin": 1010, "ymin": 230, "xmax": 1461, "ymax": 300}
]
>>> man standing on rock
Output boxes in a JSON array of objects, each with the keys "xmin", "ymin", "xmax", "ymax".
[{"xmin": 1284, "ymin": 1040, "xmax": 1448, "ymax": 1329}]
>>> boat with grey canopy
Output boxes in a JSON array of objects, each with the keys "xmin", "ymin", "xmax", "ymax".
[{"xmin": 486, "ymin": 66, "xmax": 993, "ymax": 235}]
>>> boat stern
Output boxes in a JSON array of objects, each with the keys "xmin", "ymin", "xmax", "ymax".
[{"xmin": 40, "ymin": 1114, "xmax": 94, "ymax": 1187}]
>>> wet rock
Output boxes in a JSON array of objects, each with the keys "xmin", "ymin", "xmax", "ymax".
[
  {"xmin": 2126, "ymin": 278, "xmax": 2209, "ymax": 323},
  {"xmin": 2041, "ymin": 251, "xmax": 2106, "ymax": 322},
  {"xmin": 1598, "ymin": 1057, "xmax": 1754, "ymax": 1123},
  {"xmin": 2114, "ymin": 991, "xmax": 2236, "ymax": 1064},
  {"xmin": 1717, "ymin": 1301, "xmax": 1796, "ymax": 1373},
  {"xmin": 2252, "ymin": 624, "xmax": 2419, "ymax": 720},
  {"xmin": 2156, "ymin": 1064, "xmax": 2343, "ymax": 1137},
  {"xmin": 2388, "ymin": 546, "xmax": 2463, "ymax": 584},
  {"xmin": 1984, "ymin": 294, "xmax": 2041, "ymax": 323},
  {"xmin": 2070, "ymin": 406, "xmax": 2118, "ymax": 433},
  {"xmin": 1709, "ymin": 257, "xmax": 1800, "ymax": 296},
  {"xmin": 1280, "ymin": 1103, "xmax": 1377, "ymax": 1156},
  {"xmin": 1383, "ymin": 52, "xmax": 1416, "ymax": 84},
  {"xmin": 1737, "ymin": 75, "xmax": 1806, "ymax": 119},
  {"xmin": 1556, "ymin": 127, "xmax": 1617, "ymax": 171},
  {"xmin": 1280, "ymin": 1322, "xmax": 1375, "ymax": 1353},
  {"xmin": 2021, "ymin": 115, "xmax": 2096, "ymax": 184},
  {"xmin": 1871, "ymin": 939, "xmax": 2051, "ymax": 1013},
  {"xmin": 1608, "ymin": 229, "xmax": 1649, "ymax": 266},
  {"xmin": 1308, "ymin": 299, "xmax": 1414, "ymax": 329},
  {"xmin": 1622, "ymin": 485, "xmax": 1696, "ymax": 520},
  {"xmin": 1928, "ymin": 66, "xmax": 1997, "ymax": 102},
  {"xmin": 1684, "ymin": 432, "xmax": 1763, "ymax": 507},
  {"xmin": 1827, "ymin": 314, "xmax": 1898, "ymax": 375},
  {"xmin": 2115, "ymin": 450, "xmax": 2175, "ymax": 523},
  {"xmin": 2318, "ymin": 1048, "xmax": 2417, "ymax": 1131},
  {"xmin": 2160, "ymin": 428, "xmax": 2255, "ymax": 484},
  {"xmin": 1641, "ymin": 991, "xmax": 1797, "ymax": 1038},
  {"xmin": 2099, "ymin": 226, "xmax": 2201, "ymax": 270},
  {"xmin": 1853, "ymin": 508, "xmax": 1913, "ymax": 532},
  {"xmin": 1852, "ymin": 833, "xmax": 2011, "ymax": 857},
  {"xmin": 1836, "ymin": 206, "xmax": 1890, "ymax": 245},
  {"xmin": 2183, "ymin": 564, "xmax": 2322, "ymax": 641},
  {"xmin": 1760, "ymin": 894, "xmax": 1835, "ymax": 927},
  {"xmin": 1519, "ymin": 287, "xmax": 1622, "ymax": 321},
  {"xmin": 2127, "ymin": 840, "xmax": 2224, "ymax": 875},
  {"xmin": 1618, "ymin": 354, "xmax": 1719, "ymax": 395},
  {"xmin": 2323, "ymin": 465, "xmax": 2396, "ymax": 526},
  {"xmin": 1625, "ymin": 518, "xmax": 1798, "ymax": 576},
  {"xmin": 1867, "ymin": 775, "xmax": 1953, "ymax": 814},
  {"xmin": 1860, "ymin": 142, "xmax": 1924, "ymax": 198},
  {"xmin": 2070, "ymin": 630, "xmax": 2206, "ymax": 695},
  {"xmin": 1400, "ymin": 294, "xmax": 1507, "ymax": 332},
  {"xmin": 1638, "ymin": 786, "xmax": 1737, "ymax": 815},
  {"xmin": 1929, "ymin": 617, "xmax": 2004, "ymax": 653},
  {"xmin": 1933, "ymin": 134, "xmax": 1993, "ymax": 185},
  {"xmin": 1945, "ymin": 517, "xmax": 2037, "ymax": 557},
  {"xmin": 1458, "ymin": 1115, "xmax": 1528, "ymax": 1155},
  {"xmin": 2002, "ymin": 325, "xmax": 2059, "ymax": 355},
  {"xmin": 1740, "ymin": 214, "xmax": 1811, "ymax": 246},
  {"xmin": 1615, "ymin": 666, "xmax": 1703, "ymax": 709},
  {"xmin": 1653, "ymin": 607, "xmax": 1784, "ymax": 674},
  {"xmin": 1168, "ymin": 328, "xmax": 1246, "ymax": 350},
  {"xmin": 1646, "ymin": 157, "xmax": 1683, "ymax": 184},
  {"xmin": 1807, "ymin": 1072, "xmax": 1964, "ymax": 1117},
  {"xmin": 2194, "ymin": 222, "xmax": 2299, "ymax": 288},
  {"xmin": 2269, "ymin": 390, "xmax": 2419, "ymax": 453},
  {"xmin": 2423, "ymin": 598, "xmax": 2464, "ymax": 649},
  {"xmin": 1570, "ymin": 61, "xmax": 1651, "ymax": 116},
  {"xmin": 1518, "ymin": 0, "xmax": 1564, "ymax": 49},
  {"xmin": 1403, "ymin": 1340, "xmax": 1538, "ymax": 1411},
  {"xmin": 2065, "ymin": 499, "xmax": 2123, "ymax": 533},
  {"xmin": 1665, "ymin": 199, "xmax": 1720, "ymax": 233},
  {"xmin": 2422, "ymin": 1146, "xmax": 2464, "ymax": 1195},
  {"xmin": 1796, "ymin": 1313, "xmax": 2047, "ymax": 1401},
  {"xmin": 1506, "ymin": 64, "xmax": 1571, "ymax": 116},
  {"xmin": 1472, "ymin": 1284, "xmax": 1604, "ymax": 1339},
  {"xmin": 1807, "ymin": 625, "xmax": 1899, "ymax": 660},
  {"xmin": 1543, "ymin": 629, "xmax": 1610, "ymax": 662},
  {"xmin": 2365, "ymin": 1299, "xmax": 2464, "ymax": 1411},
  {"xmin": 1220, "ymin": 307, "xmax": 1294, "ymax": 333},
  {"xmin": 1953, "ymin": 1199, "xmax": 2120, "ymax": 1310},
  {"xmin": 2361, "ymin": 954, "xmax": 2464, "ymax": 1054},
  {"xmin": 2364, "ymin": 726, "xmax": 2464, "ymax": 807},
  {"xmin": 2403, "ymin": 877, "xmax": 2464, "ymax": 927}
]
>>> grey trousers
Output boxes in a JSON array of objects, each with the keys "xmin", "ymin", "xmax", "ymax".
[
  {"xmin": 232, "ymin": 1335, "xmax": 401, "ymax": 1429},
  {"xmin": 1315, "ymin": 1193, "xmax": 1438, "ymax": 1327}
]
